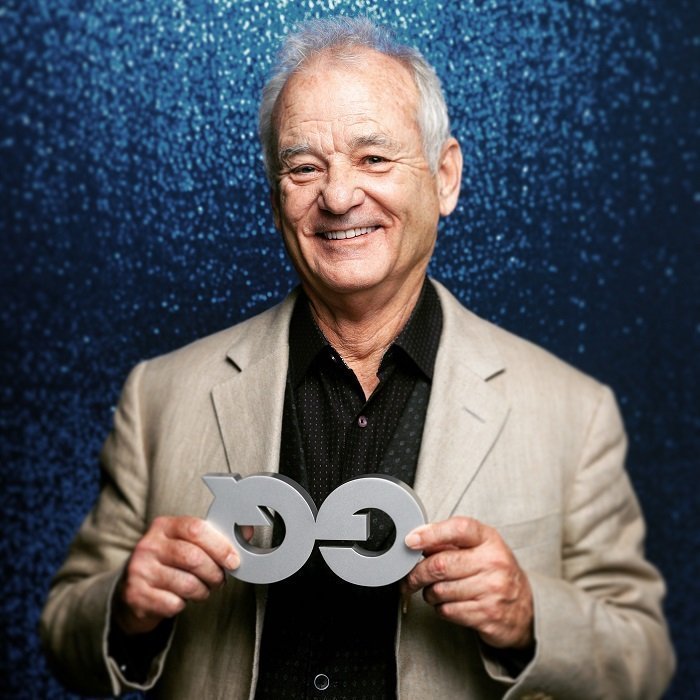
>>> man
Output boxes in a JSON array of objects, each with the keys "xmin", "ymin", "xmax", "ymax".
[{"xmin": 41, "ymin": 17, "xmax": 674, "ymax": 700}]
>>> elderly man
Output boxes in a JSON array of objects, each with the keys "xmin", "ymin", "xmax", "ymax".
[{"xmin": 41, "ymin": 17, "xmax": 674, "ymax": 700}]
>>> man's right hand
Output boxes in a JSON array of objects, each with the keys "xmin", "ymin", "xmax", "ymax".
[{"xmin": 113, "ymin": 516, "xmax": 243, "ymax": 635}]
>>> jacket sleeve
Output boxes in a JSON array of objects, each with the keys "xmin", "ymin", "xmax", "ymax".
[
  {"xmin": 40, "ymin": 362, "xmax": 174, "ymax": 695},
  {"xmin": 485, "ymin": 385, "xmax": 675, "ymax": 700}
]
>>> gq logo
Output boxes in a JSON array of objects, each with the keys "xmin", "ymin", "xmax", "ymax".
[{"xmin": 203, "ymin": 473, "xmax": 426, "ymax": 587}]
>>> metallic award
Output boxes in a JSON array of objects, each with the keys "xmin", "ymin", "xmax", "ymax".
[{"xmin": 203, "ymin": 473, "xmax": 426, "ymax": 586}]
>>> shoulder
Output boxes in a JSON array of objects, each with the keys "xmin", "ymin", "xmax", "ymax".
[
  {"xmin": 432, "ymin": 279, "xmax": 609, "ymax": 409},
  {"xmin": 128, "ymin": 290, "xmax": 298, "ymax": 397}
]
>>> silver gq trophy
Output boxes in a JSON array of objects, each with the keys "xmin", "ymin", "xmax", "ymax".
[{"xmin": 203, "ymin": 473, "xmax": 427, "ymax": 586}]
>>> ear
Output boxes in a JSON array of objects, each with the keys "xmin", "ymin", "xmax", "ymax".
[{"xmin": 436, "ymin": 137, "xmax": 463, "ymax": 217}]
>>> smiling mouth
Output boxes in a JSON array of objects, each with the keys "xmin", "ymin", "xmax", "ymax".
[{"xmin": 318, "ymin": 226, "xmax": 378, "ymax": 240}]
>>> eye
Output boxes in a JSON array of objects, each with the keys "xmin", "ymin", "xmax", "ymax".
[
  {"xmin": 287, "ymin": 163, "xmax": 322, "ymax": 182},
  {"xmin": 364, "ymin": 155, "xmax": 387, "ymax": 165}
]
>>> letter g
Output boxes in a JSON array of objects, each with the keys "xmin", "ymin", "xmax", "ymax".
[{"xmin": 203, "ymin": 473, "xmax": 317, "ymax": 584}]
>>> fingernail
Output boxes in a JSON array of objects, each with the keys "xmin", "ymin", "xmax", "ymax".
[
  {"xmin": 224, "ymin": 552, "xmax": 239, "ymax": 570},
  {"xmin": 401, "ymin": 593, "xmax": 411, "ymax": 615},
  {"xmin": 405, "ymin": 531, "xmax": 421, "ymax": 548}
]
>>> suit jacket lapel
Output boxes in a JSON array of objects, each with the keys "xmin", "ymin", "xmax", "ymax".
[
  {"xmin": 209, "ymin": 282, "xmax": 509, "ymax": 523},
  {"xmin": 211, "ymin": 293, "xmax": 298, "ymax": 477},
  {"xmin": 415, "ymin": 282, "xmax": 510, "ymax": 522}
]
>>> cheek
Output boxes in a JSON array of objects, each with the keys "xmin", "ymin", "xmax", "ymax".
[
  {"xmin": 366, "ymin": 176, "xmax": 404, "ymax": 201},
  {"xmin": 369, "ymin": 172, "xmax": 433, "ymax": 213},
  {"xmin": 280, "ymin": 181, "xmax": 318, "ymax": 210}
]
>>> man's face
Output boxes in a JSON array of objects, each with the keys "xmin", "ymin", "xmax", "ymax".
[{"xmin": 271, "ymin": 49, "xmax": 457, "ymax": 305}]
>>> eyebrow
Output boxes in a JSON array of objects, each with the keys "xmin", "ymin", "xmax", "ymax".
[
  {"xmin": 278, "ymin": 143, "xmax": 311, "ymax": 166},
  {"xmin": 349, "ymin": 133, "xmax": 401, "ymax": 153}
]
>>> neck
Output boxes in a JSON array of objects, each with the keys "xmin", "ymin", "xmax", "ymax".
[{"xmin": 304, "ymin": 275, "xmax": 425, "ymax": 398}]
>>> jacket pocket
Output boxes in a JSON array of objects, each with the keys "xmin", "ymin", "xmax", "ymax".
[{"xmin": 495, "ymin": 512, "xmax": 562, "ymax": 575}]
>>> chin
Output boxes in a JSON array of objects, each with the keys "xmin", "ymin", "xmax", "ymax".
[
  {"xmin": 308, "ymin": 264, "xmax": 388, "ymax": 294},
  {"xmin": 318, "ymin": 281, "xmax": 379, "ymax": 297}
]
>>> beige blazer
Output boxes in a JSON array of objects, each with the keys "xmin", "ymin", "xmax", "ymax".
[{"xmin": 41, "ymin": 281, "xmax": 674, "ymax": 700}]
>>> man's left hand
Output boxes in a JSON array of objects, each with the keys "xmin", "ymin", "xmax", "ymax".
[{"xmin": 402, "ymin": 516, "xmax": 534, "ymax": 650}]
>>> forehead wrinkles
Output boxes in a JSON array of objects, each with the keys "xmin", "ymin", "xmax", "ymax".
[
  {"xmin": 279, "ymin": 112, "xmax": 388, "ymax": 154},
  {"xmin": 273, "ymin": 50, "xmax": 420, "ymax": 149}
]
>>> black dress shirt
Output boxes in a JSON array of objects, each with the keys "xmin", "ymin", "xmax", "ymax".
[{"xmin": 255, "ymin": 279, "xmax": 442, "ymax": 700}]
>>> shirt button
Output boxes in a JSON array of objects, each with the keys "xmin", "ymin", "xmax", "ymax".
[
  {"xmin": 357, "ymin": 415, "xmax": 368, "ymax": 428},
  {"xmin": 313, "ymin": 673, "xmax": 330, "ymax": 691}
]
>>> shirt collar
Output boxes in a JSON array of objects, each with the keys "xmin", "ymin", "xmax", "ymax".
[
  {"xmin": 391, "ymin": 278, "xmax": 442, "ymax": 380},
  {"xmin": 288, "ymin": 294, "xmax": 329, "ymax": 387},
  {"xmin": 288, "ymin": 278, "xmax": 442, "ymax": 386}
]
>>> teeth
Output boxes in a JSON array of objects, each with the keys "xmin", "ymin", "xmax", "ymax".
[{"xmin": 322, "ymin": 226, "xmax": 375, "ymax": 240}]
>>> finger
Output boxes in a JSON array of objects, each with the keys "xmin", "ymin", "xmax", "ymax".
[
  {"xmin": 160, "ymin": 516, "xmax": 240, "ymax": 570},
  {"xmin": 147, "ymin": 564, "xmax": 214, "ymax": 602},
  {"xmin": 405, "ymin": 516, "xmax": 488, "ymax": 553},
  {"xmin": 158, "ymin": 539, "xmax": 227, "ymax": 589},
  {"xmin": 432, "ymin": 599, "xmax": 489, "ymax": 627},
  {"xmin": 422, "ymin": 576, "xmax": 484, "ymax": 607},
  {"xmin": 140, "ymin": 587, "xmax": 186, "ymax": 620},
  {"xmin": 404, "ymin": 548, "xmax": 482, "ymax": 594},
  {"xmin": 116, "ymin": 575, "xmax": 188, "ymax": 634},
  {"xmin": 239, "ymin": 524, "xmax": 255, "ymax": 542},
  {"xmin": 434, "ymin": 597, "xmax": 534, "ymax": 650},
  {"xmin": 127, "ymin": 538, "xmax": 224, "ymax": 596}
]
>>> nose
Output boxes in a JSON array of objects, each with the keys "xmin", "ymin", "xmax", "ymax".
[{"xmin": 317, "ymin": 164, "xmax": 365, "ymax": 214}]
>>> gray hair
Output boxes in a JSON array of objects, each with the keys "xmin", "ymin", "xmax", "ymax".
[{"xmin": 258, "ymin": 16, "xmax": 451, "ymax": 186}]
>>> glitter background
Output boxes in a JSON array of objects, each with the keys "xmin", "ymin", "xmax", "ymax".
[{"xmin": 1, "ymin": 1, "xmax": 698, "ymax": 697}]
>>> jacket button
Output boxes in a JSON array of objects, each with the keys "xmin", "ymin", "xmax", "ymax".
[{"xmin": 313, "ymin": 673, "xmax": 330, "ymax": 690}]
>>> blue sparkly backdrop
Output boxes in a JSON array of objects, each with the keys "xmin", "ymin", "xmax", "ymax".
[{"xmin": 1, "ymin": 1, "xmax": 698, "ymax": 697}]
